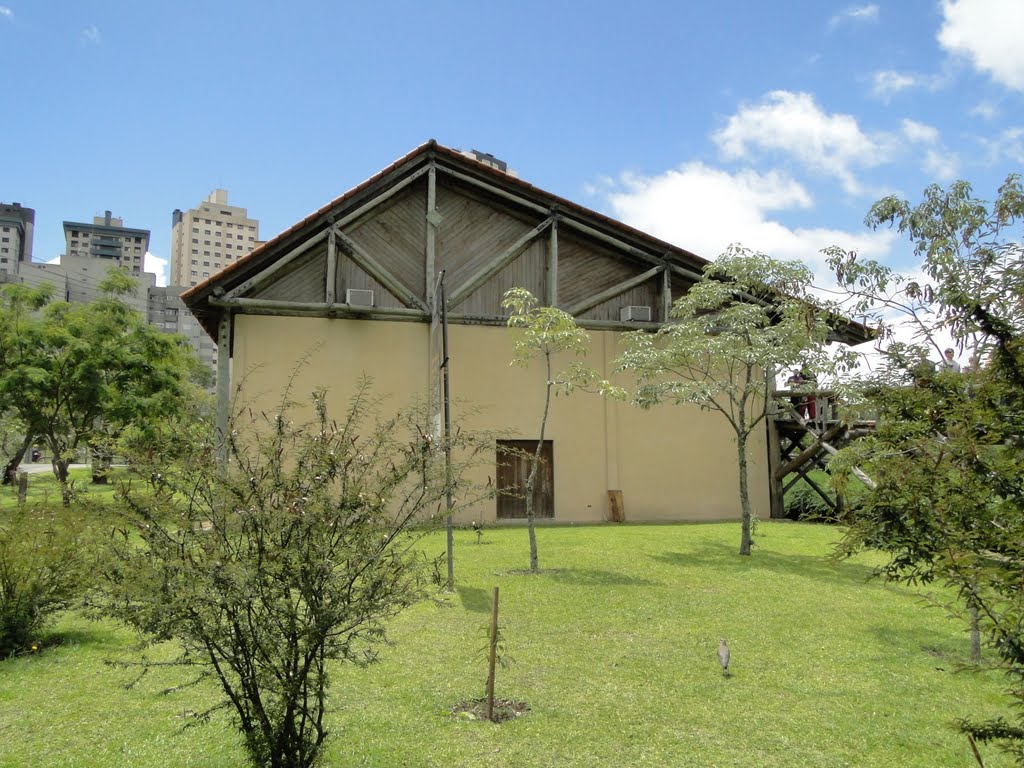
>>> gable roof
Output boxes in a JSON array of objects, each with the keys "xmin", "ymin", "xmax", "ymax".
[
  {"xmin": 182, "ymin": 139, "xmax": 872, "ymax": 346},
  {"xmin": 181, "ymin": 141, "xmax": 711, "ymax": 334}
]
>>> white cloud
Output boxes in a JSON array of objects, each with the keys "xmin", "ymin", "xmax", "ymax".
[
  {"xmin": 0, "ymin": 6, "xmax": 12, "ymax": 19},
  {"xmin": 712, "ymin": 90, "xmax": 894, "ymax": 195},
  {"xmin": 982, "ymin": 127, "xmax": 1024, "ymax": 164},
  {"xmin": 900, "ymin": 119, "xmax": 939, "ymax": 145},
  {"xmin": 828, "ymin": 4, "xmax": 880, "ymax": 30},
  {"xmin": 80, "ymin": 24, "xmax": 101, "ymax": 46},
  {"xmin": 871, "ymin": 70, "xmax": 917, "ymax": 100},
  {"xmin": 899, "ymin": 119, "xmax": 959, "ymax": 179},
  {"xmin": 602, "ymin": 162, "xmax": 893, "ymax": 280},
  {"xmin": 969, "ymin": 100, "xmax": 999, "ymax": 120},
  {"xmin": 939, "ymin": 0, "xmax": 1024, "ymax": 91},
  {"xmin": 144, "ymin": 252, "xmax": 168, "ymax": 287},
  {"xmin": 923, "ymin": 149, "xmax": 960, "ymax": 181}
]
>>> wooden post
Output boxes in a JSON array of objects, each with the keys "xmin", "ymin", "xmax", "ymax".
[
  {"xmin": 216, "ymin": 312, "xmax": 232, "ymax": 463},
  {"xmin": 17, "ymin": 471, "xmax": 27, "ymax": 505},
  {"xmin": 766, "ymin": 365, "xmax": 786, "ymax": 519},
  {"xmin": 325, "ymin": 228, "xmax": 337, "ymax": 304},
  {"xmin": 607, "ymin": 490, "xmax": 625, "ymax": 522},
  {"xmin": 426, "ymin": 164, "xmax": 437, "ymax": 308},
  {"xmin": 547, "ymin": 217, "xmax": 559, "ymax": 307},
  {"xmin": 486, "ymin": 586, "xmax": 500, "ymax": 722},
  {"xmin": 661, "ymin": 261, "xmax": 672, "ymax": 322}
]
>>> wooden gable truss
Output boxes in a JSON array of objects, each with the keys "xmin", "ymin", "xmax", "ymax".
[{"xmin": 197, "ymin": 146, "xmax": 710, "ymax": 340}]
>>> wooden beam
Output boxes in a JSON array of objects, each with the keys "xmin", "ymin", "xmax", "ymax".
[
  {"xmin": 567, "ymin": 265, "xmax": 664, "ymax": 317},
  {"xmin": 786, "ymin": 464, "xmax": 838, "ymax": 511},
  {"xmin": 425, "ymin": 164, "xmax": 437, "ymax": 309},
  {"xmin": 436, "ymin": 165, "xmax": 549, "ymax": 215},
  {"xmin": 669, "ymin": 262, "xmax": 707, "ymax": 285},
  {"xmin": 785, "ymin": 405, "xmax": 877, "ymax": 490},
  {"xmin": 224, "ymin": 165, "xmax": 430, "ymax": 301},
  {"xmin": 547, "ymin": 217, "xmax": 559, "ymax": 307},
  {"xmin": 558, "ymin": 215, "xmax": 669, "ymax": 271},
  {"xmin": 215, "ymin": 312, "xmax": 232, "ymax": 463},
  {"xmin": 448, "ymin": 216, "xmax": 554, "ymax": 308},
  {"xmin": 774, "ymin": 422, "xmax": 846, "ymax": 480},
  {"xmin": 210, "ymin": 296, "xmax": 428, "ymax": 321},
  {"xmin": 224, "ymin": 230, "xmax": 328, "ymax": 300},
  {"xmin": 661, "ymin": 262, "xmax": 673, "ymax": 321},
  {"xmin": 768, "ymin": 422, "xmax": 786, "ymax": 518},
  {"xmin": 334, "ymin": 229, "xmax": 429, "ymax": 312},
  {"xmin": 325, "ymin": 228, "xmax": 337, "ymax": 304},
  {"xmin": 331, "ymin": 164, "xmax": 431, "ymax": 231}
]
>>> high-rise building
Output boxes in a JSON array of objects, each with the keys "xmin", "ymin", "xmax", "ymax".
[
  {"xmin": 63, "ymin": 210, "xmax": 150, "ymax": 276},
  {"xmin": 170, "ymin": 189, "xmax": 260, "ymax": 287},
  {"xmin": 0, "ymin": 202, "xmax": 35, "ymax": 269}
]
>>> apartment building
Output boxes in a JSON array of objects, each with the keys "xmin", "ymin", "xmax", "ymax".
[
  {"xmin": 63, "ymin": 211, "xmax": 150, "ymax": 276},
  {"xmin": 0, "ymin": 202, "xmax": 35, "ymax": 269},
  {"xmin": 170, "ymin": 189, "xmax": 259, "ymax": 287}
]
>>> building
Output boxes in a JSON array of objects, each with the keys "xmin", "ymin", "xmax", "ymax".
[
  {"xmin": 63, "ymin": 211, "xmax": 150, "ymax": 277},
  {"xmin": 0, "ymin": 202, "xmax": 35, "ymax": 269},
  {"xmin": 170, "ymin": 189, "xmax": 260, "ymax": 288},
  {"xmin": 148, "ymin": 285, "xmax": 219, "ymax": 374},
  {"xmin": 13, "ymin": 256, "xmax": 155, "ymax": 313},
  {"xmin": 184, "ymin": 141, "xmax": 866, "ymax": 525}
]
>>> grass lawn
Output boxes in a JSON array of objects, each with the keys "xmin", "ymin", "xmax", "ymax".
[
  {"xmin": 0, "ymin": 522, "xmax": 1013, "ymax": 767},
  {"xmin": 0, "ymin": 467, "xmax": 125, "ymax": 510}
]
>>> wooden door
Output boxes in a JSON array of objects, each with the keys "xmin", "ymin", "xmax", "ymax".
[{"xmin": 496, "ymin": 439, "xmax": 554, "ymax": 519}]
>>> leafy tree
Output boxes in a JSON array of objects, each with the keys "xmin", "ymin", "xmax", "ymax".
[
  {"xmin": 827, "ymin": 175, "xmax": 1024, "ymax": 762},
  {"xmin": 104, "ymin": 382, "xmax": 482, "ymax": 768},
  {"xmin": 502, "ymin": 288, "xmax": 592, "ymax": 572},
  {"xmin": 0, "ymin": 283, "xmax": 52, "ymax": 485},
  {"xmin": 615, "ymin": 246, "xmax": 843, "ymax": 555},
  {"xmin": 0, "ymin": 271, "xmax": 200, "ymax": 501}
]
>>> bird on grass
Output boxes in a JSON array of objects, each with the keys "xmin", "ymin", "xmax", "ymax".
[{"xmin": 717, "ymin": 639, "xmax": 731, "ymax": 677}]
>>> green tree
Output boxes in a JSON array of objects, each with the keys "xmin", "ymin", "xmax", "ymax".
[
  {"xmin": 827, "ymin": 175, "xmax": 1024, "ymax": 763},
  {"xmin": 615, "ymin": 246, "xmax": 842, "ymax": 556},
  {"xmin": 105, "ymin": 383, "xmax": 479, "ymax": 768},
  {"xmin": 0, "ymin": 271, "xmax": 200, "ymax": 501},
  {"xmin": 502, "ymin": 288, "xmax": 592, "ymax": 572},
  {"xmin": 0, "ymin": 283, "xmax": 52, "ymax": 485}
]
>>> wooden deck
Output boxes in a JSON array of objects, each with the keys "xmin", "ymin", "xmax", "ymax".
[{"xmin": 767, "ymin": 390, "xmax": 876, "ymax": 519}]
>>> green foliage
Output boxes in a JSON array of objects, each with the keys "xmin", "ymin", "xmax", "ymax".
[
  {"xmin": 829, "ymin": 175, "xmax": 1024, "ymax": 763},
  {"xmin": 616, "ymin": 245, "xmax": 846, "ymax": 555},
  {"xmin": 0, "ymin": 270, "xmax": 203, "ymax": 499},
  {"xmin": 103, "ymin": 382, "xmax": 482, "ymax": 768},
  {"xmin": 0, "ymin": 504, "xmax": 91, "ymax": 656}
]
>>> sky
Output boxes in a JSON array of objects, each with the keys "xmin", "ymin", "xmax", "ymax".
[{"xmin": 1, "ymin": 0, "xmax": 1021, "ymax": 298}]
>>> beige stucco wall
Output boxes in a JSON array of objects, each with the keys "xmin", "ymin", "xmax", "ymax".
[{"xmin": 232, "ymin": 314, "xmax": 770, "ymax": 524}]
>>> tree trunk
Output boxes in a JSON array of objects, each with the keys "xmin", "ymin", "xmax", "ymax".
[
  {"xmin": 2, "ymin": 432, "xmax": 33, "ymax": 486},
  {"xmin": 50, "ymin": 446, "xmax": 72, "ymax": 507},
  {"xmin": 737, "ymin": 437, "xmax": 752, "ymax": 556},
  {"xmin": 525, "ymin": 356, "xmax": 553, "ymax": 573},
  {"xmin": 970, "ymin": 604, "xmax": 981, "ymax": 662},
  {"xmin": 91, "ymin": 445, "xmax": 112, "ymax": 484}
]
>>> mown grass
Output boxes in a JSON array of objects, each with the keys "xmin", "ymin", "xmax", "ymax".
[
  {"xmin": 0, "ymin": 467, "xmax": 128, "ymax": 510},
  {"xmin": 0, "ymin": 522, "xmax": 1013, "ymax": 767}
]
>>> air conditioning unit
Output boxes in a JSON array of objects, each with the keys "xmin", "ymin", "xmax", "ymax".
[
  {"xmin": 619, "ymin": 305, "xmax": 652, "ymax": 322},
  {"xmin": 346, "ymin": 289, "xmax": 374, "ymax": 307}
]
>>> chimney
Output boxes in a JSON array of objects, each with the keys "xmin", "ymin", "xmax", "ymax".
[{"xmin": 104, "ymin": 210, "xmax": 112, "ymax": 226}]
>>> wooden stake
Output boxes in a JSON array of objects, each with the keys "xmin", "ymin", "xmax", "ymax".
[
  {"xmin": 17, "ymin": 471, "xmax": 27, "ymax": 505},
  {"xmin": 486, "ymin": 586, "xmax": 499, "ymax": 721},
  {"xmin": 967, "ymin": 733, "xmax": 986, "ymax": 767}
]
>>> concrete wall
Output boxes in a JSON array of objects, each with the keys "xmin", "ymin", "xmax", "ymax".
[{"xmin": 232, "ymin": 314, "xmax": 770, "ymax": 524}]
